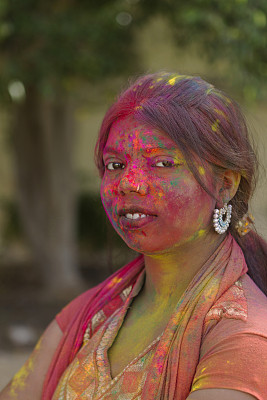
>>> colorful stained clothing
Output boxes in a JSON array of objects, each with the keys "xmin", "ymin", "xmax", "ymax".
[
  {"xmin": 43, "ymin": 235, "xmax": 267, "ymax": 400},
  {"xmin": 52, "ymin": 273, "xmax": 163, "ymax": 399}
]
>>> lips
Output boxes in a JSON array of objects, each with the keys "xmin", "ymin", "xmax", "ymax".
[
  {"xmin": 117, "ymin": 205, "xmax": 157, "ymax": 230},
  {"xmin": 118, "ymin": 205, "xmax": 157, "ymax": 217}
]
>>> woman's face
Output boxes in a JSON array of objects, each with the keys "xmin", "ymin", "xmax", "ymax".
[{"xmin": 101, "ymin": 116, "xmax": 217, "ymax": 255}]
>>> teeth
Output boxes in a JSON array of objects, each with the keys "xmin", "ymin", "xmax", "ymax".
[{"xmin": 125, "ymin": 213, "xmax": 148, "ymax": 220}]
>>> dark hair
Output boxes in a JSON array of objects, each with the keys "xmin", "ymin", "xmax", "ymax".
[{"xmin": 95, "ymin": 72, "xmax": 267, "ymax": 295}]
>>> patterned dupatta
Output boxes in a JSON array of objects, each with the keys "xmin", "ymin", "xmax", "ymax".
[{"xmin": 42, "ymin": 234, "xmax": 248, "ymax": 399}]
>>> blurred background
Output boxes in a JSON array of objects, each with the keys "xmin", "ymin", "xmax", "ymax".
[{"xmin": 0, "ymin": 0, "xmax": 267, "ymax": 388}]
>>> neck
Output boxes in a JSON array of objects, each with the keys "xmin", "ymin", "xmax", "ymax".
[{"xmin": 141, "ymin": 231, "xmax": 226, "ymax": 308}]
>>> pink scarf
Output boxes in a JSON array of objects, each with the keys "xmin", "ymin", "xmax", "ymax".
[{"xmin": 42, "ymin": 234, "xmax": 248, "ymax": 399}]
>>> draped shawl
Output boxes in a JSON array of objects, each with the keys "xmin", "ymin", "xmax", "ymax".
[{"xmin": 42, "ymin": 234, "xmax": 248, "ymax": 399}]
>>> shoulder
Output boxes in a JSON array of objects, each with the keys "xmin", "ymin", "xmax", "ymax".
[
  {"xmin": 191, "ymin": 275, "xmax": 267, "ymax": 400},
  {"xmin": 0, "ymin": 319, "xmax": 62, "ymax": 399},
  {"xmin": 200, "ymin": 273, "xmax": 267, "ymax": 366},
  {"xmin": 204, "ymin": 273, "xmax": 267, "ymax": 337},
  {"xmin": 240, "ymin": 274, "xmax": 267, "ymax": 331}
]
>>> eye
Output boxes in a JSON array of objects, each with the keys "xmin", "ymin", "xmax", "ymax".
[
  {"xmin": 106, "ymin": 161, "xmax": 125, "ymax": 171},
  {"xmin": 154, "ymin": 160, "xmax": 176, "ymax": 168}
]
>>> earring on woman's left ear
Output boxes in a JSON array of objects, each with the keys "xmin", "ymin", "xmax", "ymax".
[{"xmin": 213, "ymin": 203, "xmax": 232, "ymax": 234}]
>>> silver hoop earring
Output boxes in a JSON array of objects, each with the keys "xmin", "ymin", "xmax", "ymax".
[
  {"xmin": 213, "ymin": 203, "xmax": 232, "ymax": 234},
  {"xmin": 136, "ymin": 184, "xmax": 140, "ymax": 192}
]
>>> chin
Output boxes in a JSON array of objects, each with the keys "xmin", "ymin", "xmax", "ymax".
[
  {"xmin": 118, "ymin": 235, "xmax": 160, "ymax": 254},
  {"xmin": 122, "ymin": 237, "xmax": 178, "ymax": 255}
]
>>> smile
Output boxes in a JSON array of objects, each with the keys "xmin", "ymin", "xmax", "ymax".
[
  {"xmin": 125, "ymin": 213, "xmax": 149, "ymax": 220},
  {"xmin": 120, "ymin": 214, "xmax": 157, "ymax": 229}
]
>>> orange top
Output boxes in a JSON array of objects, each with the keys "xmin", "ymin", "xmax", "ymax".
[
  {"xmin": 54, "ymin": 271, "xmax": 267, "ymax": 399},
  {"xmin": 191, "ymin": 273, "xmax": 267, "ymax": 397},
  {"xmin": 53, "ymin": 306, "xmax": 160, "ymax": 399}
]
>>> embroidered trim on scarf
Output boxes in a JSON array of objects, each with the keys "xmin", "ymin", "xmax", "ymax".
[{"xmin": 205, "ymin": 280, "xmax": 247, "ymax": 322}]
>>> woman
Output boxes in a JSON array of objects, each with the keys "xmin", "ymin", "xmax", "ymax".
[{"xmin": 1, "ymin": 73, "xmax": 267, "ymax": 400}]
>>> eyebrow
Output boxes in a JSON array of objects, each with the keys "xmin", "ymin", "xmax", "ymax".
[{"xmin": 103, "ymin": 145, "xmax": 178, "ymax": 156}]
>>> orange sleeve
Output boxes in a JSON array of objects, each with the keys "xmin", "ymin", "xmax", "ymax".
[{"xmin": 191, "ymin": 331, "xmax": 267, "ymax": 400}]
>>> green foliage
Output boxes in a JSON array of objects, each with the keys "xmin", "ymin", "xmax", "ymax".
[
  {"xmin": 173, "ymin": 0, "xmax": 266, "ymax": 78},
  {"xmin": 140, "ymin": 0, "xmax": 267, "ymax": 98},
  {"xmin": 0, "ymin": 0, "xmax": 140, "ymax": 94},
  {"xmin": 0, "ymin": 0, "xmax": 266, "ymax": 98}
]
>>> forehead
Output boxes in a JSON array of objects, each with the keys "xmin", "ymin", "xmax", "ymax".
[{"xmin": 104, "ymin": 116, "xmax": 178, "ymax": 153}]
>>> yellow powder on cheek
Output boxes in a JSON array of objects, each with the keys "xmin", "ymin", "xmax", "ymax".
[
  {"xmin": 157, "ymin": 191, "xmax": 165, "ymax": 199},
  {"xmin": 188, "ymin": 229, "xmax": 207, "ymax": 242},
  {"xmin": 196, "ymin": 229, "xmax": 206, "ymax": 238}
]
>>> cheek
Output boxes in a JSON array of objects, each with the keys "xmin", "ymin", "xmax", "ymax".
[
  {"xmin": 163, "ymin": 179, "xmax": 213, "ymax": 226},
  {"xmin": 100, "ymin": 179, "xmax": 118, "ymax": 217}
]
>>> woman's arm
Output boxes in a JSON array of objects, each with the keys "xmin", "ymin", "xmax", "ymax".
[
  {"xmin": 0, "ymin": 319, "xmax": 63, "ymax": 400},
  {"xmin": 187, "ymin": 388, "xmax": 257, "ymax": 400}
]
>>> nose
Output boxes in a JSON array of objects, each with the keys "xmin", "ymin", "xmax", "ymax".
[{"xmin": 118, "ymin": 170, "xmax": 149, "ymax": 196}]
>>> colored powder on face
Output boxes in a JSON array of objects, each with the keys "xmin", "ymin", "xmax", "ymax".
[
  {"xmin": 189, "ymin": 229, "xmax": 207, "ymax": 242},
  {"xmin": 197, "ymin": 229, "xmax": 206, "ymax": 238},
  {"xmin": 211, "ymin": 119, "xmax": 220, "ymax": 132}
]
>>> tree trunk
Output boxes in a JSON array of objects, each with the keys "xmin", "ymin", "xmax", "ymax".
[{"xmin": 11, "ymin": 86, "xmax": 84, "ymax": 296}]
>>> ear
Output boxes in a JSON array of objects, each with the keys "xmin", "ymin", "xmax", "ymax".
[{"xmin": 217, "ymin": 170, "xmax": 241, "ymax": 206}]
